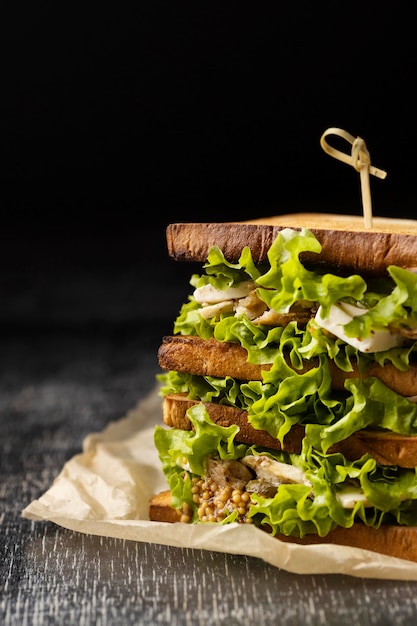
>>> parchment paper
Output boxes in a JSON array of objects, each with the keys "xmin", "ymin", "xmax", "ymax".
[{"xmin": 22, "ymin": 385, "xmax": 417, "ymax": 580}]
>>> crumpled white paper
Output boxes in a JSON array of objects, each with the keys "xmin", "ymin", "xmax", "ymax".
[{"xmin": 22, "ymin": 385, "xmax": 417, "ymax": 580}]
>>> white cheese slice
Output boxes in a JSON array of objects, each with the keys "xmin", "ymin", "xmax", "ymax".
[
  {"xmin": 198, "ymin": 300, "xmax": 235, "ymax": 319},
  {"xmin": 194, "ymin": 280, "xmax": 254, "ymax": 304},
  {"xmin": 336, "ymin": 488, "xmax": 372, "ymax": 509},
  {"xmin": 315, "ymin": 302, "xmax": 405, "ymax": 353}
]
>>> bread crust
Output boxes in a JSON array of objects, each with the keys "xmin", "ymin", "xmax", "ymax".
[
  {"xmin": 149, "ymin": 490, "xmax": 180, "ymax": 524},
  {"xmin": 163, "ymin": 394, "xmax": 417, "ymax": 468},
  {"xmin": 158, "ymin": 335, "xmax": 272, "ymax": 381},
  {"xmin": 163, "ymin": 393, "xmax": 305, "ymax": 453},
  {"xmin": 166, "ymin": 213, "xmax": 417, "ymax": 274},
  {"xmin": 148, "ymin": 489, "xmax": 417, "ymax": 563},
  {"xmin": 158, "ymin": 335, "xmax": 417, "ymax": 398}
]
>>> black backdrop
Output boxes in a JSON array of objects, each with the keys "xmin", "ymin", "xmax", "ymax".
[{"xmin": 2, "ymin": 3, "xmax": 416, "ymax": 327}]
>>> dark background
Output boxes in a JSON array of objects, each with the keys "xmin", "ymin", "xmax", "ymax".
[
  {"xmin": 4, "ymin": 7, "xmax": 417, "ymax": 620},
  {"xmin": 2, "ymin": 3, "xmax": 416, "ymax": 329}
]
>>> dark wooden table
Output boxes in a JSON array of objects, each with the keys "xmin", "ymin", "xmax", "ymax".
[{"xmin": 3, "ymin": 232, "xmax": 417, "ymax": 625}]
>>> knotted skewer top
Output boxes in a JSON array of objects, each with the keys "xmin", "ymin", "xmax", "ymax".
[{"xmin": 320, "ymin": 127, "xmax": 387, "ymax": 229}]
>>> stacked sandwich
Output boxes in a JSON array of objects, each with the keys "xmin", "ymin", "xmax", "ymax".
[{"xmin": 149, "ymin": 213, "xmax": 417, "ymax": 562}]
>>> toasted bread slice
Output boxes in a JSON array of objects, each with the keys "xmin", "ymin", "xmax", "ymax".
[
  {"xmin": 162, "ymin": 394, "xmax": 305, "ymax": 454},
  {"xmin": 148, "ymin": 490, "xmax": 180, "ymax": 524},
  {"xmin": 158, "ymin": 335, "xmax": 417, "ymax": 398},
  {"xmin": 166, "ymin": 213, "xmax": 417, "ymax": 274},
  {"xmin": 158, "ymin": 335, "xmax": 272, "ymax": 381},
  {"xmin": 149, "ymin": 489, "xmax": 417, "ymax": 563},
  {"xmin": 162, "ymin": 394, "xmax": 417, "ymax": 468}
]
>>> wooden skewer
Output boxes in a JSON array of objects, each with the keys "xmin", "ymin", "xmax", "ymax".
[{"xmin": 320, "ymin": 127, "xmax": 387, "ymax": 229}]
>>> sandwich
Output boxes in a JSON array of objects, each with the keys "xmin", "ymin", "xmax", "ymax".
[{"xmin": 149, "ymin": 212, "xmax": 417, "ymax": 563}]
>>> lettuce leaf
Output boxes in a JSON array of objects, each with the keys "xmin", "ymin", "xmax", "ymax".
[
  {"xmin": 255, "ymin": 228, "xmax": 367, "ymax": 317},
  {"xmin": 306, "ymin": 377, "xmax": 417, "ymax": 452},
  {"xmin": 191, "ymin": 245, "xmax": 263, "ymax": 291},
  {"xmin": 344, "ymin": 265, "xmax": 417, "ymax": 339}
]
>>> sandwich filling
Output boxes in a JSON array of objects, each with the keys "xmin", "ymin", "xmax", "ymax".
[
  {"xmin": 155, "ymin": 227, "xmax": 417, "ymax": 537},
  {"xmin": 155, "ymin": 403, "xmax": 417, "ymax": 535}
]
